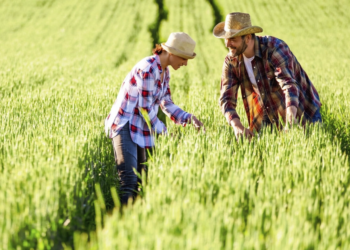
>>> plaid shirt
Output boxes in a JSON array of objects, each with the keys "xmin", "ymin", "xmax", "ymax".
[
  {"xmin": 105, "ymin": 55, "xmax": 191, "ymax": 148},
  {"xmin": 220, "ymin": 36, "xmax": 321, "ymax": 132}
]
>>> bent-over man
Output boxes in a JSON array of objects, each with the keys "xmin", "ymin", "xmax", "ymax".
[{"xmin": 213, "ymin": 12, "xmax": 322, "ymax": 139}]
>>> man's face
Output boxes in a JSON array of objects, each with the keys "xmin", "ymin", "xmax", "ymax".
[
  {"xmin": 225, "ymin": 36, "xmax": 247, "ymax": 57},
  {"xmin": 169, "ymin": 54, "xmax": 188, "ymax": 70}
]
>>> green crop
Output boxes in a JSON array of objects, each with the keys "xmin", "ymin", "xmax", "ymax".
[{"xmin": 1, "ymin": 0, "xmax": 350, "ymax": 249}]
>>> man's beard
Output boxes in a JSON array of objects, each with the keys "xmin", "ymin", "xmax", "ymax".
[{"xmin": 229, "ymin": 39, "xmax": 248, "ymax": 57}]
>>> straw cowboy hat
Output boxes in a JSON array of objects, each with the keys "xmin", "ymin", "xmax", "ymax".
[
  {"xmin": 161, "ymin": 32, "xmax": 196, "ymax": 59},
  {"xmin": 213, "ymin": 12, "xmax": 263, "ymax": 39}
]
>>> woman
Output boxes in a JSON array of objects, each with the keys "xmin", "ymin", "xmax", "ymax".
[{"xmin": 105, "ymin": 32, "xmax": 204, "ymax": 204}]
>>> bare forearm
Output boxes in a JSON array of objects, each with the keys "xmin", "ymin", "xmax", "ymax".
[
  {"xmin": 230, "ymin": 118, "xmax": 244, "ymax": 129},
  {"xmin": 286, "ymin": 106, "xmax": 297, "ymax": 124}
]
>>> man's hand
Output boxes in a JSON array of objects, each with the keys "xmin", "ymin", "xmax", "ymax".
[
  {"xmin": 285, "ymin": 106, "xmax": 299, "ymax": 132},
  {"xmin": 230, "ymin": 118, "xmax": 253, "ymax": 141},
  {"xmin": 191, "ymin": 115, "xmax": 205, "ymax": 132},
  {"xmin": 286, "ymin": 106, "xmax": 298, "ymax": 125}
]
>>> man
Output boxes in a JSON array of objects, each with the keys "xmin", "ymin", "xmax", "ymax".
[{"xmin": 213, "ymin": 12, "xmax": 322, "ymax": 139}]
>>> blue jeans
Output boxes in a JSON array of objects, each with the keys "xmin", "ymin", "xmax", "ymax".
[
  {"xmin": 310, "ymin": 108, "xmax": 322, "ymax": 123},
  {"xmin": 112, "ymin": 122, "xmax": 146, "ymax": 204}
]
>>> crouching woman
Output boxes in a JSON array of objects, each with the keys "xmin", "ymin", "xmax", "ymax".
[{"xmin": 105, "ymin": 32, "xmax": 204, "ymax": 204}]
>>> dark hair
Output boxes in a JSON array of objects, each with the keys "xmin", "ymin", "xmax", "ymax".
[
  {"xmin": 152, "ymin": 44, "xmax": 163, "ymax": 55},
  {"xmin": 242, "ymin": 33, "xmax": 255, "ymax": 40}
]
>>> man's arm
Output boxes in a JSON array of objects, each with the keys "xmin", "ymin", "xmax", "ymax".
[
  {"xmin": 270, "ymin": 41, "xmax": 300, "ymax": 124},
  {"xmin": 220, "ymin": 58, "xmax": 253, "ymax": 139}
]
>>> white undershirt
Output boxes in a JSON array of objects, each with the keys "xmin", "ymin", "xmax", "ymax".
[{"xmin": 243, "ymin": 54, "xmax": 260, "ymax": 95}]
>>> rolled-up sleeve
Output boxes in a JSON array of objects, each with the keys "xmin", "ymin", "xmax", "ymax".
[
  {"xmin": 271, "ymin": 43, "xmax": 300, "ymax": 108},
  {"xmin": 219, "ymin": 58, "xmax": 240, "ymax": 124}
]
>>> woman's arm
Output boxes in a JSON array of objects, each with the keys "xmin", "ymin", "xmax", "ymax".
[
  {"xmin": 159, "ymin": 81, "xmax": 204, "ymax": 131},
  {"xmin": 159, "ymin": 85, "xmax": 192, "ymax": 126}
]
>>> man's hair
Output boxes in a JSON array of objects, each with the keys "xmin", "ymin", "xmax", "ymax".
[
  {"xmin": 152, "ymin": 44, "xmax": 163, "ymax": 55},
  {"xmin": 242, "ymin": 33, "xmax": 255, "ymax": 40}
]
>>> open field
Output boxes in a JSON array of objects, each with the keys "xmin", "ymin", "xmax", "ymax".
[{"xmin": 1, "ymin": 0, "xmax": 350, "ymax": 249}]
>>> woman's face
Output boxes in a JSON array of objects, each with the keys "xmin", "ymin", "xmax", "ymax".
[{"xmin": 168, "ymin": 54, "xmax": 188, "ymax": 70}]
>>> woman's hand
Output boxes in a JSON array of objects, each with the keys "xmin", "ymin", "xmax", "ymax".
[{"xmin": 191, "ymin": 115, "xmax": 205, "ymax": 132}]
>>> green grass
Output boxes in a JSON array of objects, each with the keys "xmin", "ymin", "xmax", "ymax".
[{"xmin": 1, "ymin": 0, "xmax": 350, "ymax": 249}]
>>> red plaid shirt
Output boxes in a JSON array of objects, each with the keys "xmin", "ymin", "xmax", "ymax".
[
  {"xmin": 105, "ymin": 55, "xmax": 191, "ymax": 148},
  {"xmin": 220, "ymin": 36, "xmax": 321, "ymax": 132}
]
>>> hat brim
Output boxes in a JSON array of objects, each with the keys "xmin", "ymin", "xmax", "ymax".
[
  {"xmin": 161, "ymin": 43, "xmax": 196, "ymax": 59},
  {"xmin": 213, "ymin": 22, "xmax": 263, "ymax": 39}
]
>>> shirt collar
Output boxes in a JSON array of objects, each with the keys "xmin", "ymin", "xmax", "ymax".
[{"xmin": 254, "ymin": 36, "xmax": 262, "ymax": 59}]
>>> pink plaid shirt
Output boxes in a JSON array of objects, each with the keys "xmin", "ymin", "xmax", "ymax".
[{"xmin": 105, "ymin": 55, "xmax": 192, "ymax": 148}]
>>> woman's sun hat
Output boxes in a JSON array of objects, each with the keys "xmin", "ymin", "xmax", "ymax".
[
  {"xmin": 161, "ymin": 32, "xmax": 196, "ymax": 59},
  {"xmin": 213, "ymin": 12, "xmax": 263, "ymax": 39}
]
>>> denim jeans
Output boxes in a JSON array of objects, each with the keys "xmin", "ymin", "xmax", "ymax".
[
  {"xmin": 310, "ymin": 108, "xmax": 322, "ymax": 123},
  {"xmin": 112, "ymin": 122, "xmax": 146, "ymax": 205},
  {"xmin": 261, "ymin": 107, "xmax": 322, "ymax": 131}
]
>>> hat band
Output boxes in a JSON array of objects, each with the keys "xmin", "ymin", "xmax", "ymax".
[{"xmin": 224, "ymin": 28, "xmax": 245, "ymax": 33}]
